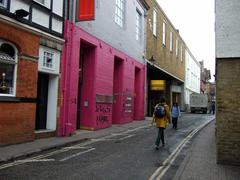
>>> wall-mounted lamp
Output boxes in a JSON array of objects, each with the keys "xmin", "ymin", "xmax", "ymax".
[
  {"xmin": 149, "ymin": 55, "xmax": 155, "ymax": 62},
  {"xmin": 0, "ymin": 73, "xmax": 7, "ymax": 91},
  {"xmin": 15, "ymin": 9, "xmax": 29, "ymax": 18}
]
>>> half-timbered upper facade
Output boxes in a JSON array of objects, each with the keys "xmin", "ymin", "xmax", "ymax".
[{"xmin": 0, "ymin": 0, "xmax": 64, "ymax": 36}]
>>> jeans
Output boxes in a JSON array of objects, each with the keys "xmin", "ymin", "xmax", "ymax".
[
  {"xmin": 155, "ymin": 127, "xmax": 165, "ymax": 147},
  {"xmin": 172, "ymin": 117, "xmax": 178, "ymax": 129}
]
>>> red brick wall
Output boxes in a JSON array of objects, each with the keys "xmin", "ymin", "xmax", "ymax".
[
  {"xmin": 0, "ymin": 103, "xmax": 36, "ymax": 145},
  {"xmin": 17, "ymin": 59, "xmax": 38, "ymax": 98},
  {"xmin": 0, "ymin": 22, "xmax": 39, "ymax": 145}
]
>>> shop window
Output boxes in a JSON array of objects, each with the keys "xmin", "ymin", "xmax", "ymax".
[{"xmin": 0, "ymin": 41, "xmax": 17, "ymax": 96}]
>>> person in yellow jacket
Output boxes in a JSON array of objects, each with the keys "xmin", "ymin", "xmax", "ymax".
[{"xmin": 151, "ymin": 97, "xmax": 171, "ymax": 150}]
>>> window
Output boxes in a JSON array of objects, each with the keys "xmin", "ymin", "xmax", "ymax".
[
  {"xmin": 33, "ymin": 0, "xmax": 50, "ymax": 8},
  {"xmin": 176, "ymin": 39, "xmax": 178, "ymax": 57},
  {"xmin": 0, "ymin": 41, "xmax": 17, "ymax": 96},
  {"xmin": 170, "ymin": 31, "xmax": 173, "ymax": 52},
  {"xmin": 162, "ymin": 21, "xmax": 166, "ymax": 45},
  {"xmin": 43, "ymin": 51, "xmax": 54, "ymax": 69},
  {"xmin": 181, "ymin": 45, "xmax": 183, "ymax": 61},
  {"xmin": 114, "ymin": 0, "xmax": 125, "ymax": 28},
  {"xmin": 153, "ymin": 10, "xmax": 157, "ymax": 36},
  {"xmin": 0, "ymin": 0, "xmax": 7, "ymax": 8},
  {"xmin": 136, "ymin": 10, "xmax": 142, "ymax": 41},
  {"xmin": 35, "ymin": 0, "xmax": 44, "ymax": 4}
]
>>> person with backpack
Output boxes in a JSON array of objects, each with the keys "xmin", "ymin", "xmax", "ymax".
[
  {"xmin": 151, "ymin": 97, "xmax": 171, "ymax": 150},
  {"xmin": 171, "ymin": 102, "xmax": 181, "ymax": 129}
]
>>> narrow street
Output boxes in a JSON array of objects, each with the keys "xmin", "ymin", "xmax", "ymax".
[{"xmin": 0, "ymin": 114, "xmax": 214, "ymax": 180}]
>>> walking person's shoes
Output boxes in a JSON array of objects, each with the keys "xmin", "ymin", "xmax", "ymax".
[{"xmin": 155, "ymin": 146, "xmax": 160, "ymax": 150}]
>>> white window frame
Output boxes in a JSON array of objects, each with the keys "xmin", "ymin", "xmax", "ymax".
[
  {"xmin": 38, "ymin": 46, "xmax": 60, "ymax": 74},
  {"xmin": 162, "ymin": 21, "xmax": 166, "ymax": 46},
  {"xmin": 176, "ymin": 39, "xmax": 179, "ymax": 57},
  {"xmin": 43, "ymin": 51, "xmax": 55, "ymax": 70},
  {"xmin": 0, "ymin": 40, "xmax": 18, "ymax": 97},
  {"xmin": 33, "ymin": 0, "xmax": 50, "ymax": 9},
  {"xmin": 136, "ymin": 9, "xmax": 142, "ymax": 41},
  {"xmin": 114, "ymin": 0, "xmax": 125, "ymax": 28},
  {"xmin": 0, "ymin": 0, "xmax": 7, "ymax": 8},
  {"xmin": 153, "ymin": 10, "xmax": 157, "ymax": 36},
  {"xmin": 170, "ymin": 31, "xmax": 173, "ymax": 52}
]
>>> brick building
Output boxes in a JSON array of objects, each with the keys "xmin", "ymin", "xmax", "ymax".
[
  {"xmin": 0, "ymin": 0, "xmax": 64, "ymax": 145},
  {"xmin": 199, "ymin": 60, "xmax": 211, "ymax": 94},
  {"xmin": 145, "ymin": 0, "xmax": 186, "ymax": 115},
  {"xmin": 215, "ymin": 0, "xmax": 240, "ymax": 165}
]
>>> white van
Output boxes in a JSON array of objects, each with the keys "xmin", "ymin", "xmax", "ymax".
[{"xmin": 190, "ymin": 93, "xmax": 208, "ymax": 113}]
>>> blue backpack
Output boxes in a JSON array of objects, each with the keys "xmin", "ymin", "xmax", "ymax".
[{"xmin": 155, "ymin": 104, "xmax": 166, "ymax": 118}]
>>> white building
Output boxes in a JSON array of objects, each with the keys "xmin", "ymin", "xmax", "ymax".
[{"xmin": 184, "ymin": 48, "xmax": 200, "ymax": 111}]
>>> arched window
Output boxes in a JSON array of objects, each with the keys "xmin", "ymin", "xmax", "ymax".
[{"xmin": 0, "ymin": 40, "xmax": 18, "ymax": 96}]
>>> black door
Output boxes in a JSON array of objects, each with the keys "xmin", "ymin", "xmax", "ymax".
[{"xmin": 35, "ymin": 73, "xmax": 49, "ymax": 130}]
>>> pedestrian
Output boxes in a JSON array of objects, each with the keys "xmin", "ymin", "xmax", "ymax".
[
  {"xmin": 171, "ymin": 102, "xmax": 181, "ymax": 129},
  {"xmin": 208, "ymin": 101, "xmax": 212, "ymax": 114},
  {"xmin": 211, "ymin": 101, "xmax": 215, "ymax": 115},
  {"xmin": 151, "ymin": 97, "xmax": 171, "ymax": 150}
]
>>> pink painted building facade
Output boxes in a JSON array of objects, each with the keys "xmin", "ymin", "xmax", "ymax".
[{"xmin": 59, "ymin": 21, "xmax": 145, "ymax": 136}]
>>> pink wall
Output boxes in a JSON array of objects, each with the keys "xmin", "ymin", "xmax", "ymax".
[{"xmin": 59, "ymin": 21, "xmax": 145, "ymax": 135}]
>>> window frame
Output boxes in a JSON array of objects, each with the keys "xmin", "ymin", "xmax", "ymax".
[
  {"xmin": 181, "ymin": 45, "xmax": 183, "ymax": 62},
  {"xmin": 162, "ymin": 21, "xmax": 166, "ymax": 46},
  {"xmin": 0, "ymin": 40, "xmax": 18, "ymax": 97},
  {"xmin": 153, "ymin": 9, "xmax": 157, "ymax": 36},
  {"xmin": 0, "ymin": 0, "xmax": 7, "ymax": 8},
  {"xmin": 43, "ymin": 50, "xmax": 55, "ymax": 70},
  {"xmin": 34, "ymin": 0, "xmax": 45, "ymax": 5},
  {"xmin": 114, "ymin": 0, "xmax": 125, "ymax": 28},
  {"xmin": 176, "ymin": 39, "xmax": 179, "ymax": 57},
  {"xmin": 33, "ymin": 0, "xmax": 51, "ymax": 9},
  {"xmin": 170, "ymin": 31, "xmax": 173, "ymax": 52},
  {"xmin": 136, "ymin": 9, "xmax": 142, "ymax": 42}
]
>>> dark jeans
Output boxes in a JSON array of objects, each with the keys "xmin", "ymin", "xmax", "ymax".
[
  {"xmin": 172, "ymin": 117, "xmax": 178, "ymax": 129},
  {"xmin": 155, "ymin": 127, "xmax": 165, "ymax": 147}
]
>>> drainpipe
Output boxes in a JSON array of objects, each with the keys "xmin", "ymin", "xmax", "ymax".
[{"xmin": 59, "ymin": 20, "xmax": 74, "ymax": 136}]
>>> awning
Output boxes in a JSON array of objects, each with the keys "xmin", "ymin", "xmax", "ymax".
[{"xmin": 145, "ymin": 58, "xmax": 184, "ymax": 83}]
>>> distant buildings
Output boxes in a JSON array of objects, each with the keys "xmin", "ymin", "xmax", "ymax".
[
  {"xmin": 184, "ymin": 49, "xmax": 201, "ymax": 111},
  {"xmin": 199, "ymin": 60, "xmax": 211, "ymax": 94}
]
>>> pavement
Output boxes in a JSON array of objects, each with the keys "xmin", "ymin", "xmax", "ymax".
[
  {"xmin": 172, "ymin": 120, "xmax": 240, "ymax": 180},
  {"xmin": 1, "ymin": 115, "xmax": 240, "ymax": 180}
]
